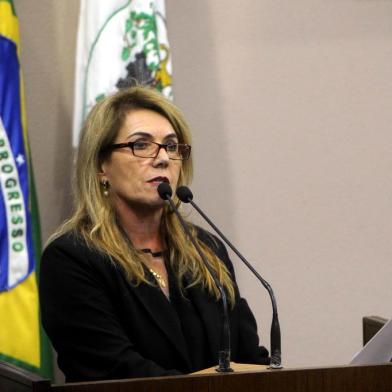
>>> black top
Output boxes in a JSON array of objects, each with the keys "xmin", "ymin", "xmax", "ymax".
[{"xmin": 39, "ymin": 227, "xmax": 269, "ymax": 382}]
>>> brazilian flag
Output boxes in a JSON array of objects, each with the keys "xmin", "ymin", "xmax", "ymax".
[{"xmin": 0, "ymin": 0, "xmax": 52, "ymax": 379}]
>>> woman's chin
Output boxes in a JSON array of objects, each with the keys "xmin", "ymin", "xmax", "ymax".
[
  {"xmin": 133, "ymin": 195, "xmax": 167, "ymax": 210},
  {"xmin": 111, "ymin": 193, "xmax": 166, "ymax": 213}
]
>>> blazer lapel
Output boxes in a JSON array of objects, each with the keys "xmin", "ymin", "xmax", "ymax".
[
  {"xmin": 130, "ymin": 281, "xmax": 192, "ymax": 369},
  {"xmin": 187, "ymin": 284, "xmax": 222, "ymax": 364}
]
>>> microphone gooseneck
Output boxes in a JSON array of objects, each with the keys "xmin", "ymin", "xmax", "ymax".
[
  {"xmin": 157, "ymin": 182, "xmax": 233, "ymax": 373},
  {"xmin": 176, "ymin": 186, "xmax": 282, "ymax": 369}
]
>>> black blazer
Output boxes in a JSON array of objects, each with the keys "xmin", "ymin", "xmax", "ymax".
[{"xmin": 39, "ymin": 229, "xmax": 269, "ymax": 382}]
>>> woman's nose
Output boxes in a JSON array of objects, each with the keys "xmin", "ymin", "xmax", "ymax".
[{"xmin": 153, "ymin": 145, "xmax": 170, "ymax": 166}]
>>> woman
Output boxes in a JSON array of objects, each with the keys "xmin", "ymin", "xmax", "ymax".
[{"xmin": 39, "ymin": 86, "xmax": 269, "ymax": 382}]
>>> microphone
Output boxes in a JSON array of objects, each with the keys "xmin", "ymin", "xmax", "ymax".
[
  {"xmin": 157, "ymin": 181, "xmax": 173, "ymax": 200},
  {"xmin": 157, "ymin": 182, "xmax": 233, "ymax": 373},
  {"xmin": 176, "ymin": 185, "xmax": 282, "ymax": 369}
]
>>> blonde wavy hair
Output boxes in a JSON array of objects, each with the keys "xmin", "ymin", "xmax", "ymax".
[{"xmin": 50, "ymin": 86, "xmax": 235, "ymax": 304}]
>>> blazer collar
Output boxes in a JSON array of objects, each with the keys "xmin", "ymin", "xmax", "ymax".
[
  {"xmin": 131, "ymin": 279, "xmax": 192, "ymax": 369},
  {"xmin": 187, "ymin": 284, "xmax": 222, "ymax": 364},
  {"xmin": 129, "ymin": 270, "xmax": 224, "ymax": 369}
]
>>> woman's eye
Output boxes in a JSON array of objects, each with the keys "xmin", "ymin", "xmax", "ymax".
[
  {"xmin": 133, "ymin": 141, "xmax": 149, "ymax": 150},
  {"xmin": 166, "ymin": 143, "xmax": 178, "ymax": 152}
]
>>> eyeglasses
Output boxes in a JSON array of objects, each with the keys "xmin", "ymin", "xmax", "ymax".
[{"xmin": 103, "ymin": 141, "xmax": 192, "ymax": 160}]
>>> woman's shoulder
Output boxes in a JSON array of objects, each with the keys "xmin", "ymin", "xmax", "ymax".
[
  {"xmin": 193, "ymin": 225, "xmax": 219, "ymax": 248},
  {"xmin": 43, "ymin": 230, "xmax": 88, "ymax": 254},
  {"xmin": 41, "ymin": 231, "xmax": 118, "ymax": 285},
  {"xmin": 193, "ymin": 225, "xmax": 231, "ymax": 262},
  {"xmin": 42, "ymin": 230, "xmax": 103, "ymax": 267}
]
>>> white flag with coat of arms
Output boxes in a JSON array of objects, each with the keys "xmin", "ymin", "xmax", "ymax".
[{"xmin": 72, "ymin": 0, "xmax": 173, "ymax": 147}]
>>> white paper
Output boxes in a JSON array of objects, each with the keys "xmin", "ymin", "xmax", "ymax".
[{"xmin": 350, "ymin": 318, "xmax": 392, "ymax": 365}]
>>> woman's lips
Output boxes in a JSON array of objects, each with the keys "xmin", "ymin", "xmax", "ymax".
[{"xmin": 147, "ymin": 176, "xmax": 169, "ymax": 185}]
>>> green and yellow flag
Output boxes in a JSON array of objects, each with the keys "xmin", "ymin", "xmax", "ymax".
[{"xmin": 0, "ymin": 0, "xmax": 52, "ymax": 378}]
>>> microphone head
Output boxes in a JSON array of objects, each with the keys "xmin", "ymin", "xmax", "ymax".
[
  {"xmin": 157, "ymin": 182, "xmax": 172, "ymax": 200},
  {"xmin": 176, "ymin": 186, "xmax": 193, "ymax": 203}
]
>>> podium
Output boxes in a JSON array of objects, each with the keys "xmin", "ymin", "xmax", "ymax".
[{"xmin": 2, "ymin": 363, "xmax": 392, "ymax": 392}]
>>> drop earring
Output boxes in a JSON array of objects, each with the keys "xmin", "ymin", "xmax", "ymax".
[{"xmin": 102, "ymin": 180, "xmax": 109, "ymax": 196}]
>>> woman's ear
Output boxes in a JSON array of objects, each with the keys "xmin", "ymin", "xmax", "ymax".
[
  {"xmin": 98, "ymin": 170, "xmax": 107, "ymax": 185},
  {"xmin": 98, "ymin": 160, "xmax": 107, "ymax": 182},
  {"xmin": 98, "ymin": 170, "xmax": 108, "ymax": 186}
]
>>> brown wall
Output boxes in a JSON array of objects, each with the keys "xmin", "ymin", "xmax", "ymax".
[{"xmin": 15, "ymin": 0, "xmax": 392, "ymax": 375}]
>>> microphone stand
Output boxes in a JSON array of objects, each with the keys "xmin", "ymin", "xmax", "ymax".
[
  {"xmin": 158, "ymin": 183, "xmax": 233, "ymax": 372},
  {"xmin": 178, "ymin": 187, "xmax": 282, "ymax": 369}
]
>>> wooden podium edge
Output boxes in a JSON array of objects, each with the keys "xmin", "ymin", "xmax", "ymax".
[{"xmin": 50, "ymin": 363, "xmax": 392, "ymax": 392}]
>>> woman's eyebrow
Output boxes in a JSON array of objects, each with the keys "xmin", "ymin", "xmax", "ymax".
[
  {"xmin": 126, "ymin": 131, "xmax": 152, "ymax": 140},
  {"xmin": 125, "ymin": 131, "xmax": 179, "ymax": 141},
  {"xmin": 163, "ymin": 132, "xmax": 178, "ymax": 141}
]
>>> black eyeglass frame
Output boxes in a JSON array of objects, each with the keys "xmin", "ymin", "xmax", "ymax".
[{"xmin": 102, "ymin": 141, "xmax": 192, "ymax": 160}]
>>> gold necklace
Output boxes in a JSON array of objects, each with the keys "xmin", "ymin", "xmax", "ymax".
[{"xmin": 149, "ymin": 268, "xmax": 166, "ymax": 288}]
